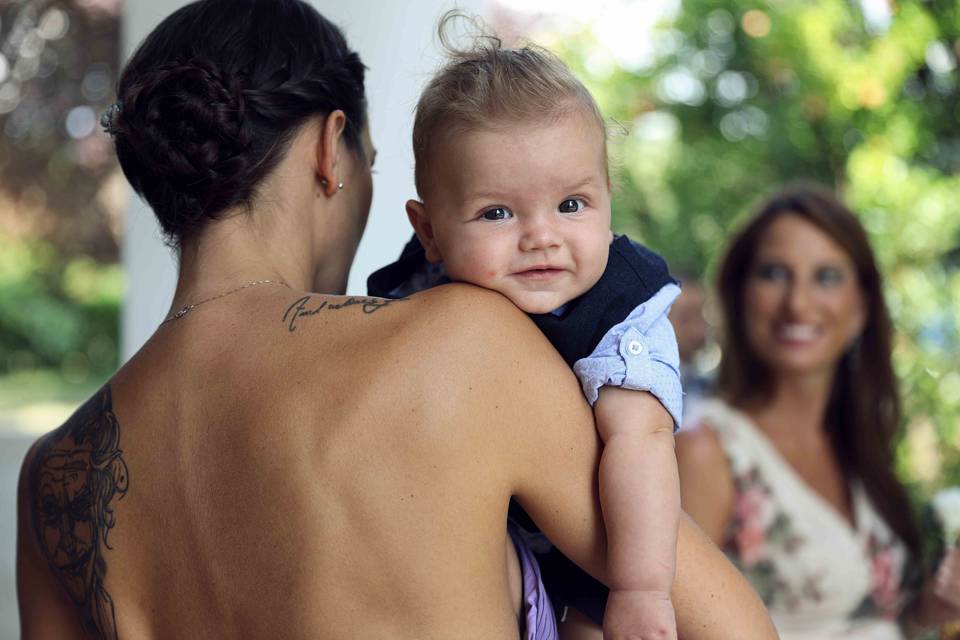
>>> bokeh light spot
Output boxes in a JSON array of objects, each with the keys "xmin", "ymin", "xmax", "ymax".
[
  {"xmin": 859, "ymin": 81, "xmax": 887, "ymax": 109},
  {"xmin": 65, "ymin": 106, "xmax": 97, "ymax": 139},
  {"xmin": 633, "ymin": 111, "xmax": 679, "ymax": 143},
  {"xmin": 719, "ymin": 111, "xmax": 747, "ymax": 141},
  {"xmin": 38, "ymin": 8, "xmax": 70, "ymax": 41},
  {"xmin": 0, "ymin": 83, "xmax": 21, "ymax": 115},
  {"xmin": 657, "ymin": 68, "xmax": 706, "ymax": 106},
  {"xmin": 715, "ymin": 70, "xmax": 748, "ymax": 106},
  {"xmin": 741, "ymin": 10, "xmax": 771, "ymax": 38},
  {"xmin": 706, "ymin": 9, "xmax": 735, "ymax": 37},
  {"xmin": 18, "ymin": 31, "xmax": 45, "ymax": 59},
  {"xmin": 926, "ymin": 41, "xmax": 957, "ymax": 75},
  {"xmin": 81, "ymin": 68, "xmax": 112, "ymax": 102}
]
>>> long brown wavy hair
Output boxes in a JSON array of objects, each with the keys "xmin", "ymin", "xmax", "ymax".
[{"xmin": 715, "ymin": 183, "xmax": 922, "ymax": 561}]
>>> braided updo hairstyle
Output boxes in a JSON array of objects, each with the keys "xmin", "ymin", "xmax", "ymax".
[{"xmin": 106, "ymin": 0, "xmax": 367, "ymax": 246}]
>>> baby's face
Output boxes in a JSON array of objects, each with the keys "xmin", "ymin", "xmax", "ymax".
[{"xmin": 410, "ymin": 109, "xmax": 612, "ymax": 314}]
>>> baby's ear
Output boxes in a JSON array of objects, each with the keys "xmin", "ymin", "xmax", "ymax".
[{"xmin": 405, "ymin": 200, "xmax": 443, "ymax": 263}]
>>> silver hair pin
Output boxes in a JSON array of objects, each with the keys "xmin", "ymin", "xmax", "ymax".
[{"xmin": 100, "ymin": 101, "xmax": 122, "ymax": 135}]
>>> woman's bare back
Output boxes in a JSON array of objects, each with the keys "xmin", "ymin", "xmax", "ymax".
[
  {"xmin": 19, "ymin": 286, "xmax": 572, "ymax": 639},
  {"xmin": 18, "ymin": 285, "xmax": 776, "ymax": 640}
]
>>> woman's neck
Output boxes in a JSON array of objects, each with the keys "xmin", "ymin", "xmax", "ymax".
[
  {"xmin": 746, "ymin": 368, "xmax": 836, "ymax": 440},
  {"xmin": 165, "ymin": 125, "xmax": 360, "ymax": 316},
  {"xmin": 169, "ymin": 195, "xmax": 347, "ymax": 314},
  {"xmin": 174, "ymin": 219, "xmax": 308, "ymax": 299}
]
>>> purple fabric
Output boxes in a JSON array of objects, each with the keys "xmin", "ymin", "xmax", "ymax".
[{"xmin": 508, "ymin": 522, "xmax": 559, "ymax": 640}]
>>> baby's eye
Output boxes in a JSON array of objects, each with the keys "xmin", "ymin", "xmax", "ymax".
[
  {"xmin": 558, "ymin": 198, "xmax": 585, "ymax": 214},
  {"xmin": 481, "ymin": 207, "xmax": 513, "ymax": 221}
]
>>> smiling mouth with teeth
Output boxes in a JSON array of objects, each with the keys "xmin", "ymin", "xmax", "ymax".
[{"xmin": 776, "ymin": 324, "xmax": 820, "ymax": 341}]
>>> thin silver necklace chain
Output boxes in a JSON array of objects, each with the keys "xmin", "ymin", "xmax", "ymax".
[{"xmin": 160, "ymin": 279, "xmax": 290, "ymax": 325}]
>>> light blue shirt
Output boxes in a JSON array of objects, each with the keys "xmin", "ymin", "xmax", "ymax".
[{"xmin": 572, "ymin": 283, "xmax": 683, "ymax": 429}]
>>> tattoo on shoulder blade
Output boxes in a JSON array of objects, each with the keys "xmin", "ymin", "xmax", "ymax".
[
  {"xmin": 29, "ymin": 384, "xmax": 129, "ymax": 640},
  {"xmin": 282, "ymin": 295, "xmax": 407, "ymax": 332}
]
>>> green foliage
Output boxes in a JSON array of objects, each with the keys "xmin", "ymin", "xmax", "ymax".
[
  {"xmin": 549, "ymin": 1, "xmax": 960, "ymax": 494},
  {"xmin": 0, "ymin": 367, "xmax": 105, "ymax": 410},
  {"xmin": 0, "ymin": 1, "xmax": 123, "ymax": 402},
  {"xmin": 0, "ymin": 237, "xmax": 122, "ymax": 382}
]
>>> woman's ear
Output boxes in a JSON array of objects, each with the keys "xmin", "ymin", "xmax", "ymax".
[
  {"xmin": 316, "ymin": 110, "xmax": 347, "ymax": 197},
  {"xmin": 406, "ymin": 200, "xmax": 443, "ymax": 263}
]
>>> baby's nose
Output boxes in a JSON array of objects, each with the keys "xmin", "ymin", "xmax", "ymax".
[{"xmin": 519, "ymin": 215, "xmax": 562, "ymax": 251}]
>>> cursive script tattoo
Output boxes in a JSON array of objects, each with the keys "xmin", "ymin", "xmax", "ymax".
[
  {"xmin": 30, "ymin": 385, "xmax": 129, "ymax": 640},
  {"xmin": 283, "ymin": 295, "xmax": 406, "ymax": 332}
]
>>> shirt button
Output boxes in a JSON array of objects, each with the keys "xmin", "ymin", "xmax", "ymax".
[{"xmin": 627, "ymin": 340, "xmax": 644, "ymax": 355}]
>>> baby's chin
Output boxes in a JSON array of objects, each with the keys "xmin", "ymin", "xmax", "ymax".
[
  {"xmin": 444, "ymin": 270, "xmax": 576, "ymax": 314},
  {"xmin": 504, "ymin": 291, "xmax": 571, "ymax": 315}
]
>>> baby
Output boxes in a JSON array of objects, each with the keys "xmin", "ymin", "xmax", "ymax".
[{"xmin": 369, "ymin": 22, "xmax": 682, "ymax": 640}]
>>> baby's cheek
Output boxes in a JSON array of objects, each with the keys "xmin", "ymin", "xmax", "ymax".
[
  {"xmin": 446, "ymin": 251, "xmax": 496, "ymax": 287},
  {"xmin": 584, "ymin": 245, "xmax": 609, "ymax": 284}
]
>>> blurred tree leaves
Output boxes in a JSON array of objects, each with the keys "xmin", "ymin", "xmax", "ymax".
[
  {"xmin": 0, "ymin": 235, "xmax": 120, "ymax": 381},
  {"xmin": 548, "ymin": 0, "xmax": 960, "ymax": 493},
  {"xmin": 0, "ymin": 0, "xmax": 122, "ymax": 258},
  {"xmin": 0, "ymin": 0, "xmax": 122, "ymax": 380}
]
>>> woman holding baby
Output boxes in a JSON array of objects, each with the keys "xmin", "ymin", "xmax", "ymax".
[{"xmin": 16, "ymin": 1, "xmax": 775, "ymax": 638}]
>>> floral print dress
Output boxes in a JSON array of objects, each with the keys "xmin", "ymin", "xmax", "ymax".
[{"xmin": 691, "ymin": 400, "xmax": 908, "ymax": 640}]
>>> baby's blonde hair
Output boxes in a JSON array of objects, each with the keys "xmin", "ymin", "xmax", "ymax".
[{"xmin": 413, "ymin": 12, "xmax": 607, "ymax": 198}]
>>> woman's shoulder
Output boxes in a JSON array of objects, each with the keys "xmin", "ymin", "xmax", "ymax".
[
  {"xmin": 398, "ymin": 284, "xmax": 567, "ymax": 360},
  {"xmin": 681, "ymin": 399, "xmax": 732, "ymax": 441},
  {"xmin": 372, "ymin": 283, "xmax": 584, "ymax": 409},
  {"xmin": 676, "ymin": 401, "xmax": 739, "ymax": 544},
  {"xmin": 394, "ymin": 284, "xmax": 599, "ymax": 493},
  {"xmin": 684, "ymin": 398, "xmax": 758, "ymax": 443},
  {"xmin": 418, "ymin": 283, "xmax": 593, "ymax": 402},
  {"xmin": 406, "ymin": 281, "xmax": 521, "ymax": 319},
  {"xmin": 680, "ymin": 398, "xmax": 769, "ymax": 477},
  {"xmin": 676, "ymin": 403, "xmax": 730, "ymax": 476}
]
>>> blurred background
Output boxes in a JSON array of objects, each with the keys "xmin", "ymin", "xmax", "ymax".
[
  {"xmin": 507, "ymin": 0, "xmax": 960, "ymax": 493},
  {"xmin": 0, "ymin": 0, "xmax": 957, "ymax": 636},
  {"xmin": 0, "ymin": 0, "xmax": 122, "ymax": 634}
]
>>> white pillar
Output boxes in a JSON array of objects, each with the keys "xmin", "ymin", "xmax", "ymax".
[
  {"xmin": 121, "ymin": 0, "xmax": 484, "ymax": 360},
  {"xmin": 119, "ymin": 0, "xmax": 189, "ymax": 360}
]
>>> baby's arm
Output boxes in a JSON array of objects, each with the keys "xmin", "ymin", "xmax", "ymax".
[
  {"xmin": 570, "ymin": 275, "xmax": 683, "ymax": 637},
  {"xmin": 595, "ymin": 387, "xmax": 680, "ymax": 640}
]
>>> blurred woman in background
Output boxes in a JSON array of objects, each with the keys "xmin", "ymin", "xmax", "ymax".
[{"xmin": 677, "ymin": 184, "xmax": 960, "ymax": 638}]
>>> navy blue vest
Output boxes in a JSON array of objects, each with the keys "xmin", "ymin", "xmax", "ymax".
[
  {"xmin": 368, "ymin": 233, "xmax": 675, "ymax": 623},
  {"xmin": 368, "ymin": 233, "xmax": 674, "ymax": 365}
]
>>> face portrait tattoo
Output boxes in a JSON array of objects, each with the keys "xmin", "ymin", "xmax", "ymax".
[{"xmin": 30, "ymin": 385, "xmax": 129, "ymax": 640}]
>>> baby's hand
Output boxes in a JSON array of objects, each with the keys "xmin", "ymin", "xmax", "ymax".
[{"xmin": 603, "ymin": 589, "xmax": 677, "ymax": 640}]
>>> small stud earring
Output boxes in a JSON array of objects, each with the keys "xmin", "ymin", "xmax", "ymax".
[{"xmin": 337, "ymin": 182, "xmax": 344, "ymax": 190}]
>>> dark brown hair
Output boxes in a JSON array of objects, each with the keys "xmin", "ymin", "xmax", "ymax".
[
  {"xmin": 108, "ymin": 0, "xmax": 367, "ymax": 247},
  {"xmin": 715, "ymin": 183, "xmax": 921, "ymax": 560}
]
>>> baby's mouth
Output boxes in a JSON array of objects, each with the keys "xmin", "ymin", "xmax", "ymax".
[{"xmin": 512, "ymin": 266, "xmax": 566, "ymax": 280}]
